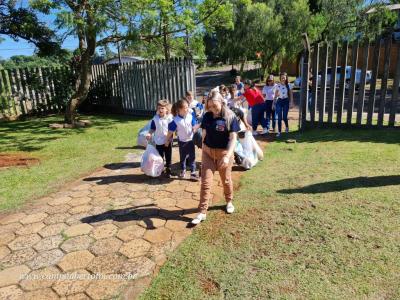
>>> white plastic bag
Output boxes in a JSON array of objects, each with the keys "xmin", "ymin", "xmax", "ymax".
[
  {"xmin": 234, "ymin": 140, "xmax": 245, "ymax": 158},
  {"xmin": 137, "ymin": 121, "xmax": 153, "ymax": 148},
  {"xmin": 251, "ymin": 136, "xmax": 264, "ymax": 160},
  {"xmin": 246, "ymin": 108, "xmax": 252, "ymax": 126},
  {"xmin": 140, "ymin": 144, "xmax": 164, "ymax": 177},
  {"xmin": 239, "ymin": 131, "xmax": 259, "ymax": 169}
]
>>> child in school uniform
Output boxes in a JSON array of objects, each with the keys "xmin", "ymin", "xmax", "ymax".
[
  {"xmin": 165, "ymin": 99, "xmax": 200, "ymax": 180},
  {"xmin": 185, "ymin": 90, "xmax": 204, "ymax": 122},
  {"xmin": 146, "ymin": 99, "xmax": 173, "ymax": 177},
  {"xmin": 219, "ymin": 85, "xmax": 230, "ymax": 105}
]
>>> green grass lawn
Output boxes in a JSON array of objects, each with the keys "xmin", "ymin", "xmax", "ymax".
[
  {"xmin": 0, "ymin": 114, "xmax": 147, "ymax": 211},
  {"xmin": 141, "ymin": 128, "xmax": 400, "ymax": 299}
]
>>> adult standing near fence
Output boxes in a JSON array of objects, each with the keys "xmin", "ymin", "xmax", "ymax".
[
  {"xmin": 191, "ymin": 91, "xmax": 240, "ymax": 225},
  {"xmin": 262, "ymin": 75, "xmax": 278, "ymax": 132},
  {"xmin": 275, "ymin": 72, "xmax": 294, "ymax": 137},
  {"xmin": 240, "ymin": 79, "xmax": 268, "ymax": 136}
]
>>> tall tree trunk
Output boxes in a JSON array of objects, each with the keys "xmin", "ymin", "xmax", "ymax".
[
  {"xmin": 64, "ymin": 14, "xmax": 96, "ymax": 124},
  {"xmin": 163, "ymin": 31, "xmax": 170, "ymax": 60},
  {"xmin": 261, "ymin": 58, "xmax": 268, "ymax": 80},
  {"xmin": 239, "ymin": 56, "xmax": 247, "ymax": 74},
  {"xmin": 161, "ymin": 13, "xmax": 170, "ymax": 60},
  {"xmin": 64, "ymin": 54, "xmax": 93, "ymax": 124}
]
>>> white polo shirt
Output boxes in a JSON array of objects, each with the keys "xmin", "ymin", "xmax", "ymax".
[
  {"xmin": 168, "ymin": 113, "xmax": 197, "ymax": 142},
  {"xmin": 150, "ymin": 114, "xmax": 173, "ymax": 145}
]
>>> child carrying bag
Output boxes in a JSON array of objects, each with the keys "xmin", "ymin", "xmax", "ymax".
[
  {"xmin": 140, "ymin": 144, "xmax": 164, "ymax": 177},
  {"xmin": 137, "ymin": 121, "xmax": 153, "ymax": 148}
]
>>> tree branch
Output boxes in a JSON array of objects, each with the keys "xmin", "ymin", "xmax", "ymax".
[{"xmin": 141, "ymin": 0, "xmax": 225, "ymax": 41}]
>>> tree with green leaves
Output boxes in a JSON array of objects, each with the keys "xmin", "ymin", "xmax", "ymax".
[
  {"xmin": 121, "ymin": 0, "xmax": 232, "ymax": 61},
  {"xmin": 309, "ymin": 0, "xmax": 397, "ymax": 43},
  {"xmin": 31, "ymin": 0, "xmax": 232, "ymax": 124},
  {"xmin": 0, "ymin": 0, "xmax": 62, "ymax": 56},
  {"xmin": 207, "ymin": 0, "xmax": 395, "ymax": 78},
  {"xmin": 0, "ymin": 53, "xmax": 72, "ymax": 69},
  {"xmin": 207, "ymin": 0, "xmax": 309, "ymax": 77}
]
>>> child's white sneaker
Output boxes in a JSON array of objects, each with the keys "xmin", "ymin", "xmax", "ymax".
[
  {"xmin": 252, "ymin": 131, "xmax": 258, "ymax": 136},
  {"xmin": 190, "ymin": 172, "xmax": 199, "ymax": 181},
  {"xmin": 179, "ymin": 170, "xmax": 186, "ymax": 178},
  {"xmin": 262, "ymin": 128, "xmax": 269, "ymax": 135},
  {"xmin": 191, "ymin": 213, "xmax": 206, "ymax": 225},
  {"xmin": 226, "ymin": 202, "xmax": 235, "ymax": 214},
  {"xmin": 276, "ymin": 132, "xmax": 281, "ymax": 137}
]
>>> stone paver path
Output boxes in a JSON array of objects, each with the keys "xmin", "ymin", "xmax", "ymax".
[{"xmin": 0, "ymin": 138, "xmax": 270, "ymax": 300}]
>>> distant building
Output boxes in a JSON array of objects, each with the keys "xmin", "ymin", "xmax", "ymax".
[
  {"xmin": 367, "ymin": 4, "xmax": 400, "ymax": 41},
  {"xmin": 103, "ymin": 56, "xmax": 144, "ymax": 64}
]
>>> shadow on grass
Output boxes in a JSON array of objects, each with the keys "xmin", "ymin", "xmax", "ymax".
[
  {"xmin": 276, "ymin": 127, "xmax": 400, "ymax": 145},
  {"xmin": 0, "ymin": 113, "xmax": 148, "ymax": 152},
  {"xmin": 278, "ymin": 175, "xmax": 400, "ymax": 194},
  {"xmin": 81, "ymin": 204, "xmax": 227, "ymax": 229}
]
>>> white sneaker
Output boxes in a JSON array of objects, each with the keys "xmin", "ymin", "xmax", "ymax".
[
  {"xmin": 262, "ymin": 128, "xmax": 269, "ymax": 135},
  {"xmin": 252, "ymin": 131, "xmax": 259, "ymax": 136},
  {"xmin": 226, "ymin": 202, "xmax": 235, "ymax": 214},
  {"xmin": 276, "ymin": 132, "xmax": 281, "ymax": 137},
  {"xmin": 191, "ymin": 213, "xmax": 206, "ymax": 225}
]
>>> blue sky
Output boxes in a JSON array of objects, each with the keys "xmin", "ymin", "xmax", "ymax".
[
  {"xmin": 0, "ymin": 0, "xmax": 79, "ymax": 59},
  {"xmin": 0, "ymin": 0, "xmax": 116, "ymax": 59},
  {"xmin": 0, "ymin": 36, "xmax": 78, "ymax": 59},
  {"xmin": 0, "ymin": 0, "xmax": 121, "ymax": 60}
]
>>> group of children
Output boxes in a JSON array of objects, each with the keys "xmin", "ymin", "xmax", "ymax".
[
  {"xmin": 145, "ymin": 73, "xmax": 294, "ymax": 178},
  {"xmin": 145, "ymin": 91, "xmax": 203, "ymax": 179},
  {"xmin": 211, "ymin": 74, "xmax": 294, "ymax": 137}
]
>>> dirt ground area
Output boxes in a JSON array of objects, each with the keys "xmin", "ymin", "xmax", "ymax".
[{"xmin": 0, "ymin": 153, "xmax": 39, "ymax": 169}]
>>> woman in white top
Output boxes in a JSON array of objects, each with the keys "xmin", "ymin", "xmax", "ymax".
[
  {"xmin": 275, "ymin": 72, "xmax": 294, "ymax": 137},
  {"xmin": 262, "ymin": 75, "xmax": 278, "ymax": 132}
]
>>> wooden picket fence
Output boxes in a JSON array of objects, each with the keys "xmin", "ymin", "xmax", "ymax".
[
  {"xmin": 86, "ymin": 58, "xmax": 196, "ymax": 116},
  {"xmin": 0, "ymin": 58, "xmax": 196, "ymax": 118},
  {"xmin": 299, "ymin": 36, "xmax": 400, "ymax": 129},
  {"xmin": 0, "ymin": 67, "xmax": 73, "ymax": 117}
]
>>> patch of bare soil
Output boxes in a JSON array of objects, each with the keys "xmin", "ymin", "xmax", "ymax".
[
  {"xmin": 0, "ymin": 153, "xmax": 40, "ymax": 169},
  {"xmin": 199, "ymin": 276, "xmax": 221, "ymax": 296}
]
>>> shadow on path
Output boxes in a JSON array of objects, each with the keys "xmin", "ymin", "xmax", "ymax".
[{"xmin": 81, "ymin": 205, "xmax": 227, "ymax": 229}]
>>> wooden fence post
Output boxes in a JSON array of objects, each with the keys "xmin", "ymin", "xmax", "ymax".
[
  {"xmin": 356, "ymin": 42, "xmax": 369, "ymax": 125},
  {"xmin": 367, "ymin": 36, "xmax": 381, "ymax": 125},
  {"xmin": 377, "ymin": 35, "xmax": 392, "ymax": 127},
  {"xmin": 319, "ymin": 42, "xmax": 329, "ymax": 125},
  {"xmin": 311, "ymin": 43, "xmax": 319, "ymax": 124},
  {"xmin": 337, "ymin": 41, "xmax": 348, "ymax": 124},
  {"xmin": 300, "ymin": 33, "xmax": 310, "ymax": 130},
  {"xmin": 347, "ymin": 38, "xmax": 359, "ymax": 124},
  {"xmin": 389, "ymin": 42, "xmax": 400, "ymax": 127},
  {"xmin": 328, "ymin": 42, "xmax": 338, "ymax": 123}
]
